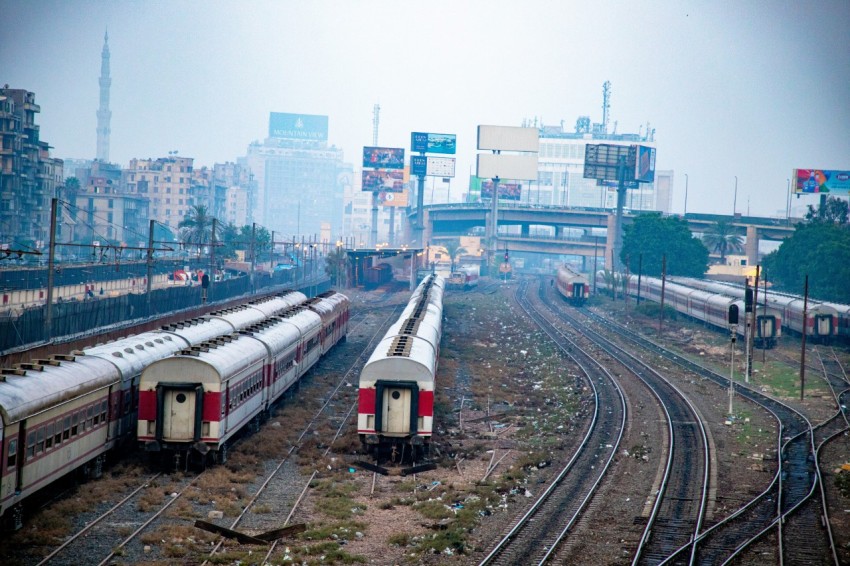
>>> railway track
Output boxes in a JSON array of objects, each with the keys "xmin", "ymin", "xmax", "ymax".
[
  {"xmin": 540, "ymin": 283, "xmax": 710, "ymax": 565},
  {"xmin": 31, "ymin": 304, "xmax": 399, "ymax": 565},
  {"xmin": 582, "ymin": 306, "xmax": 840, "ymax": 565},
  {"xmin": 478, "ymin": 279, "xmax": 628, "ymax": 565}
]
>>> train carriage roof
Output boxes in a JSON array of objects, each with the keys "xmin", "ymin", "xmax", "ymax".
[
  {"xmin": 248, "ymin": 291, "xmax": 308, "ymax": 318},
  {"xmin": 243, "ymin": 309, "xmax": 320, "ymax": 355},
  {"xmin": 359, "ymin": 334, "xmax": 438, "ymax": 386},
  {"xmin": 0, "ymin": 356, "xmax": 121, "ymax": 424},
  {"xmin": 140, "ymin": 334, "xmax": 268, "ymax": 388},
  {"xmin": 81, "ymin": 331, "xmax": 185, "ymax": 380}
]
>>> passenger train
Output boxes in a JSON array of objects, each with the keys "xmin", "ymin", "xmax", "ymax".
[
  {"xmin": 555, "ymin": 264, "xmax": 591, "ymax": 305},
  {"xmin": 137, "ymin": 291, "xmax": 349, "ymax": 466},
  {"xmin": 357, "ymin": 274, "xmax": 444, "ymax": 461},
  {"xmin": 0, "ymin": 290, "xmax": 309, "ymax": 529},
  {"xmin": 670, "ymin": 277, "xmax": 841, "ymax": 343},
  {"xmin": 598, "ymin": 273, "xmax": 782, "ymax": 348}
]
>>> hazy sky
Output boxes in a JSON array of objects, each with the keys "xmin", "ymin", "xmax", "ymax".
[{"xmin": 2, "ymin": 0, "xmax": 849, "ymax": 218}]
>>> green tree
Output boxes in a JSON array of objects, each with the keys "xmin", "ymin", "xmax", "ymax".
[
  {"xmin": 762, "ymin": 221, "xmax": 850, "ymax": 303},
  {"xmin": 216, "ymin": 223, "xmax": 241, "ymax": 261},
  {"xmin": 621, "ymin": 214, "xmax": 708, "ymax": 277},
  {"xmin": 440, "ymin": 239, "xmax": 467, "ymax": 272},
  {"xmin": 238, "ymin": 225, "xmax": 271, "ymax": 263},
  {"xmin": 805, "ymin": 196, "xmax": 849, "ymax": 224},
  {"xmin": 325, "ymin": 245, "xmax": 347, "ymax": 285},
  {"xmin": 701, "ymin": 220, "xmax": 744, "ymax": 263},
  {"xmin": 178, "ymin": 205, "xmax": 217, "ymax": 257}
]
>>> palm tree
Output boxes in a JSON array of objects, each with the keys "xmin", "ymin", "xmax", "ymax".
[
  {"xmin": 178, "ymin": 204, "xmax": 216, "ymax": 258},
  {"xmin": 702, "ymin": 220, "xmax": 743, "ymax": 263},
  {"xmin": 441, "ymin": 239, "xmax": 467, "ymax": 272}
]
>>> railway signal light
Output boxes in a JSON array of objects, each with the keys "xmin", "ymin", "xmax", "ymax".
[{"xmin": 728, "ymin": 304, "xmax": 739, "ymax": 325}]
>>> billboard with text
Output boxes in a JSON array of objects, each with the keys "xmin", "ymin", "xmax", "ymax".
[
  {"xmin": 793, "ymin": 169, "xmax": 850, "ymax": 196},
  {"xmin": 411, "ymin": 155, "xmax": 456, "ymax": 177},
  {"xmin": 269, "ymin": 112, "xmax": 328, "ymax": 141},
  {"xmin": 411, "ymin": 132, "xmax": 457, "ymax": 154},
  {"xmin": 480, "ymin": 180, "xmax": 521, "ymax": 201},
  {"xmin": 363, "ymin": 147, "xmax": 405, "ymax": 169}
]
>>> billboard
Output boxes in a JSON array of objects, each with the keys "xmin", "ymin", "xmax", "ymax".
[
  {"xmin": 793, "ymin": 169, "xmax": 850, "ymax": 196},
  {"xmin": 269, "ymin": 112, "xmax": 328, "ymax": 141},
  {"xmin": 635, "ymin": 145, "xmax": 656, "ymax": 183},
  {"xmin": 411, "ymin": 155, "xmax": 456, "ymax": 177},
  {"xmin": 362, "ymin": 169, "xmax": 405, "ymax": 192},
  {"xmin": 477, "ymin": 125, "xmax": 539, "ymax": 152},
  {"xmin": 583, "ymin": 144, "xmax": 636, "ymax": 182},
  {"xmin": 363, "ymin": 147, "xmax": 405, "ymax": 169},
  {"xmin": 411, "ymin": 132, "xmax": 457, "ymax": 154},
  {"xmin": 481, "ymin": 180, "xmax": 522, "ymax": 201},
  {"xmin": 477, "ymin": 153, "xmax": 538, "ymax": 181},
  {"xmin": 380, "ymin": 189, "xmax": 409, "ymax": 207}
]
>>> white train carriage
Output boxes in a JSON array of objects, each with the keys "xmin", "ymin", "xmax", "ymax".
[
  {"xmin": 202, "ymin": 290, "xmax": 308, "ymax": 332},
  {"xmin": 556, "ymin": 264, "xmax": 591, "ymax": 305},
  {"xmin": 613, "ymin": 274, "xmax": 781, "ymax": 348},
  {"xmin": 358, "ymin": 275, "xmax": 443, "ymax": 459},
  {"xmin": 672, "ymin": 277, "xmax": 837, "ymax": 342},
  {"xmin": 137, "ymin": 294, "xmax": 347, "ymax": 465},
  {"xmin": 138, "ymin": 334, "xmax": 268, "ymax": 464},
  {"xmin": 0, "ymin": 356, "xmax": 121, "ymax": 529},
  {"xmin": 305, "ymin": 291, "xmax": 351, "ymax": 354}
]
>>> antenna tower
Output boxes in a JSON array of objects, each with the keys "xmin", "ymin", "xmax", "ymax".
[
  {"xmin": 372, "ymin": 104, "xmax": 380, "ymax": 145},
  {"xmin": 602, "ymin": 81, "xmax": 611, "ymax": 135}
]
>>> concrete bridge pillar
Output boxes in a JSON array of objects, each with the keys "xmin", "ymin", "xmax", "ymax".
[{"xmin": 746, "ymin": 225, "xmax": 758, "ymax": 266}]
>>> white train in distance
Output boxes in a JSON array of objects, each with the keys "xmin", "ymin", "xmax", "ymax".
[
  {"xmin": 670, "ymin": 277, "xmax": 844, "ymax": 343},
  {"xmin": 555, "ymin": 264, "xmax": 591, "ymax": 305},
  {"xmin": 598, "ymin": 273, "xmax": 782, "ymax": 349},
  {"xmin": 357, "ymin": 274, "xmax": 444, "ymax": 462},
  {"xmin": 0, "ymin": 290, "xmax": 309, "ymax": 530},
  {"xmin": 137, "ymin": 292, "xmax": 349, "ymax": 466}
]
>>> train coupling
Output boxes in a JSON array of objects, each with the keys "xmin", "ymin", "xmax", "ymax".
[{"xmin": 144, "ymin": 440, "xmax": 161, "ymax": 452}]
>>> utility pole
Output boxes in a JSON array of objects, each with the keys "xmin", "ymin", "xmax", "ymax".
[
  {"xmin": 250, "ymin": 223, "xmax": 256, "ymax": 294},
  {"xmin": 800, "ymin": 275, "xmax": 809, "ymax": 401},
  {"xmin": 44, "ymin": 198, "xmax": 58, "ymax": 340},
  {"xmin": 728, "ymin": 304, "xmax": 739, "ymax": 416},
  {"xmin": 209, "ymin": 218, "xmax": 216, "ymax": 303},
  {"xmin": 146, "ymin": 219, "xmax": 154, "ymax": 314},
  {"xmin": 658, "ymin": 254, "xmax": 667, "ymax": 337}
]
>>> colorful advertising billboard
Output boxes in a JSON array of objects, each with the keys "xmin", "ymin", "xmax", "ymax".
[
  {"xmin": 793, "ymin": 169, "xmax": 850, "ymax": 196},
  {"xmin": 362, "ymin": 170, "xmax": 405, "ymax": 192},
  {"xmin": 480, "ymin": 180, "xmax": 521, "ymax": 201},
  {"xmin": 411, "ymin": 132, "xmax": 457, "ymax": 154},
  {"xmin": 269, "ymin": 112, "xmax": 328, "ymax": 141},
  {"xmin": 411, "ymin": 155, "xmax": 456, "ymax": 177},
  {"xmin": 363, "ymin": 147, "xmax": 405, "ymax": 169}
]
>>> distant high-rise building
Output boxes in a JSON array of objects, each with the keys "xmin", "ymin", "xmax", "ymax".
[
  {"xmin": 96, "ymin": 30, "xmax": 112, "ymax": 163},
  {"xmin": 0, "ymin": 87, "xmax": 63, "ymax": 248},
  {"xmin": 524, "ymin": 120, "xmax": 667, "ymax": 213},
  {"xmin": 242, "ymin": 112, "xmax": 345, "ymax": 240}
]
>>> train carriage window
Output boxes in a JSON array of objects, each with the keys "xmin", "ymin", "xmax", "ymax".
[
  {"xmin": 45, "ymin": 422, "xmax": 54, "ymax": 449},
  {"xmin": 6, "ymin": 439, "xmax": 17, "ymax": 469},
  {"xmin": 101, "ymin": 400, "xmax": 108, "ymax": 424},
  {"xmin": 26, "ymin": 433, "xmax": 35, "ymax": 459},
  {"xmin": 64, "ymin": 416, "xmax": 71, "ymax": 440},
  {"xmin": 87, "ymin": 406, "xmax": 94, "ymax": 428},
  {"xmin": 71, "ymin": 413, "xmax": 79, "ymax": 436},
  {"xmin": 54, "ymin": 423, "xmax": 62, "ymax": 446},
  {"xmin": 36, "ymin": 428, "xmax": 44, "ymax": 454}
]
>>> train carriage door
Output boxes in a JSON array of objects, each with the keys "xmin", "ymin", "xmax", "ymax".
[
  {"xmin": 157, "ymin": 383, "xmax": 204, "ymax": 441},
  {"xmin": 383, "ymin": 388, "xmax": 411, "ymax": 434},
  {"xmin": 757, "ymin": 315, "xmax": 775, "ymax": 339},
  {"xmin": 572, "ymin": 283, "xmax": 585, "ymax": 300},
  {"xmin": 814, "ymin": 314, "xmax": 833, "ymax": 337}
]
